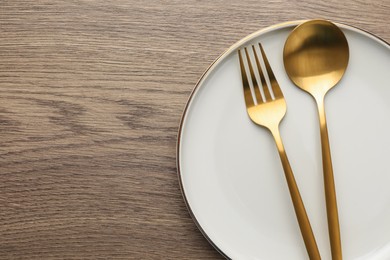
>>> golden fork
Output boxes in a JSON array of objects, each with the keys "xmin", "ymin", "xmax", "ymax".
[{"xmin": 238, "ymin": 43, "xmax": 321, "ymax": 260}]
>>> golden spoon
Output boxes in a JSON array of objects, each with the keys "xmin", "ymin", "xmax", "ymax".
[{"xmin": 283, "ymin": 20, "xmax": 349, "ymax": 260}]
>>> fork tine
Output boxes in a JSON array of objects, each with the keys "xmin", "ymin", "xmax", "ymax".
[
  {"xmin": 259, "ymin": 43, "xmax": 283, "ymax": 99},
  {"xmin": 252, "ymin": 45, "xmax": 272, "ymax": 101},
  {"xmin": 238, "ymin": 49, "xmax": 255, "ymax": 107},
  {"xmin": 244, "ymin": 48, "xmax": 263, "ymax": 103}
]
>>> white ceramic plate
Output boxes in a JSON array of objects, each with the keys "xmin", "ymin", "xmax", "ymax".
[{"xmin": 177, "ymin": 21, "xmax": 390, "ymax": 260}]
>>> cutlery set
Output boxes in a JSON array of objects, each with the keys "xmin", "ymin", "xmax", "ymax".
[{"xmin": 238, "ymin": 20, "xmax": 349, "ymax": 259}]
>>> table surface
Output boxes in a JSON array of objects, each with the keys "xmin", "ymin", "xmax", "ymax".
[{"xmin": 1, "ymin": 0, "xmax": 389, "ymax": 259}]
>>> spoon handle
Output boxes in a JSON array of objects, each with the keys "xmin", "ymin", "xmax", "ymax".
[
  {"xmin": 316, "ymin": 97, "xmax": 342, "ymax": 260},
  {"xmin": 271, "ymin": 128, "xmax": 321, "ymax": 260}
]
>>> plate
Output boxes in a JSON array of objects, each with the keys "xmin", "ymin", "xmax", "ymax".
[{"xmin": 177, "ymin": 21, "xmax": 390, "ymax": 260}]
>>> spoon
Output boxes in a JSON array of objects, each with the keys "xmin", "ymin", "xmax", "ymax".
[{"xmin": 283, "ymin": 20, "xmax": 349, "ymax": 260}]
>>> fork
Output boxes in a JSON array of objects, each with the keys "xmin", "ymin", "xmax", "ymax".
[{"xmin": 238, "ymin": 43, "xmax": 321, "ymax": 260}]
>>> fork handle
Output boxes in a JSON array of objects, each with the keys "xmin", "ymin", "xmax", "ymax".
[{"xmin": 271, "ymin": 128, "xmax": 321, "ymax": 260}]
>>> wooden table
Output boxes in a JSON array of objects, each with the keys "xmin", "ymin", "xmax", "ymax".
[{"xmin": 1, "ymin": 1, "xmax": 388, "ymax": 258}]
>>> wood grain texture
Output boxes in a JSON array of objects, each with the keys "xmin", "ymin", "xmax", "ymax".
[{"xmin": 0, "ymin": 0, "xmax": 389, "ymax": 259}]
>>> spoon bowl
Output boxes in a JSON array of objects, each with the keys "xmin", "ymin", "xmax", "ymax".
[{"xmin": 283, "ymin": 20, "xmax": 349, "ymax": 98}]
